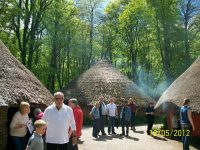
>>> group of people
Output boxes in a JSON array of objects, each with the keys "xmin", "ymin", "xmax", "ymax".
[
  {"xmin": 9, "ymin": 92, "xmax": 83, "ymax": 150},
  {"xmin": 89, "ymin": 96, "xmax": 138, "ymax": 138},
  {"xmin": 9, "ymin": 92, "xmax": 195, "ymax": 150}
]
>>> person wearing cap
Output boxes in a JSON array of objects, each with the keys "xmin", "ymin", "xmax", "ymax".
[
  {"xmin": 120, "ymin": 100, "xmax": 131, "ymax": 137},
  {"xmin": 145, "ymin": 102, "xmax": 155, "ymax": 135},
  {"xmin": 42, "ymin": 92, "xmax": 76, "ymax": 150}
]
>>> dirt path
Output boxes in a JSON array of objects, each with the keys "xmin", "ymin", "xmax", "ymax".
[{"xmin": 78, "ymin": 125, "xmax": 197, "ymax": 150}]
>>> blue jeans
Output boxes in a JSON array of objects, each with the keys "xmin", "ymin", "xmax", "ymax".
[
  {"xmin": 121, "ymin": 118, "xmax": 129, "ymax": 135},
  {"xmin": 108, "ymin": 116, "xmax": 115, "ymax": 133},
  {"xmin": 93, "ymin": 118, "xmax": 100, "ymax": 137},
  {"xmin": 182, "ymin": 134, "xmax": 190, "ymax": 150},
  {"xmin": 130, "ymin": 112, "xmax": 135, "ymax": 129},
  {"xmin": 11, "ymin": 136, "xmax": 26, "ymax": 150}
]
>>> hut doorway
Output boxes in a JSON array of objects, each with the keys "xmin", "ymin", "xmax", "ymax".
[{"xmin": 6, "ymin": 107, "xmax": 18, "ymax": 150}]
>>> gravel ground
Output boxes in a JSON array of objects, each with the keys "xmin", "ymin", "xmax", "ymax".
[{"xmin": 78, "ymin": 125, "xmax": 197, "ymax": 150}]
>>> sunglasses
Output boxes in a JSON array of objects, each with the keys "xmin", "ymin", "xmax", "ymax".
[{"xmin": 55, "ymin": 97, "xmax": 63, "ymax": 100}]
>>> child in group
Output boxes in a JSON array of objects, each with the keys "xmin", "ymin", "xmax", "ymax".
[
  {"xmin": 89, "ymin": 102, "xmax": 100, "ymax": 138},
  {"xmin": 120, "ymin": 100, "xmax": 131, "ymax": 137},
  {"xmin": 26, "ymin": 120, "xmax": 46, "ymax": 150}
]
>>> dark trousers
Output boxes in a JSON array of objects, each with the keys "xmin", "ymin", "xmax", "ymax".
[
  {"xmin": 11, "ymin": 136, "xmax": 26, "ymax": 150},
  {"xmin": 93, "ymin": 118, "xmax": 100, "ymax": 137},
  {"xmin": 121, "ymin": 119, "xmax": 129, "ymax": 135},
  {"xmin": 147, "ymin": 116, "xmax": 154, "ymax": 135},
  {"xmin": 181, "ymin": 126, "xmax": 191, "ymax": 150},
  {"xmin": 108, "ymin": 116, "xmax": 115, "ymax": 134},
  {"xmin": 182, "ymin": 135, "xmax": 190, "ymax": 150},
  {"xmin": 47, "ymin": 143, "xmax": 68, "ymax": 150},
  {"xmin": 130, "ymin": 112, "xmax": 135, "ymax": 129},
  {"xmin": 99, "ymin": 115, "xmax": 106, "ymax": 134}
]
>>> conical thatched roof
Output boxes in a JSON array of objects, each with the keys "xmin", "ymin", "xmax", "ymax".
[
  {"xmin": 0, "ymin": 40, "xmax": 53, "ymax": 107},
  {"xmin": 63, "ymin": 59, "xmax": 153, "ymax": 106},
  {"xmin": 155, "ymin": 56, "xmax": 200, "ymax": 114}
]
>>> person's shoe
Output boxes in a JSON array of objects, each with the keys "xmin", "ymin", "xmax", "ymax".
[
  {"xmin": 102, "ymin": 133, "xmax": 107, "ymax": 135},
  {"xmin": 108, "ymin": 132, "xmax": 111, "ymax": 135},
  {"xmin": 120, "ymin": 133, "xmax": 125, "ymax": 136},
  {"xmin": 133, "ymin": 127, "xmax": 136, "ymax": 131},
  {"xmin": 112, "ymin": 132, "xmax": 116, "ymax": 135},
  {"xmin": 125, "ymin": 134, "xmax": 128, "ymax": 137}
]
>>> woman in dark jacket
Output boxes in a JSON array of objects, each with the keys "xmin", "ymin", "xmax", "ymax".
[
  {"xmin": 145, "ymin": 102, "xmax": 155, "ymax": 135},
  {"xmin": 120, "ymin": 100, "xmax": 131, "ymax": 137}
]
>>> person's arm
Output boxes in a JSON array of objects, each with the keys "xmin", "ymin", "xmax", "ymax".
[
  {"xmin": 188, "ymin": 110, "xmax": 195, "ymax": 131},
  {"xmin": 26, "ymin": 138, "xmax": 35, "ymax": 150},
  {"xmin": 10, "ymin": 112, "xmax": 26, "ymax": 129},
  {"xmin": 69, "ymin": 108, "xmax": 76, "ymax": 134},
  {"xmin": 128, "ymin": 108, "xmax": 132, "ymax": 121},
  {"xmin": 145, "ymin": 108, "xmax": 150, "ymax": 115},
  {"xmin": 42, "ymin": 108, "xmax": 49, "ymax": 123},
  {"xmin": 115, "ymin": 105, "xmax": 118, "ymax": 117},
  {"xmin": 107, "ymin": 105, "xmax": 109, "ymax": 118}
]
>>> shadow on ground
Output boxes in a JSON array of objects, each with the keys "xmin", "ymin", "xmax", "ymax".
[{"xmin": 94, "ymin": 134, "xmax": 139, "ymax": 141}]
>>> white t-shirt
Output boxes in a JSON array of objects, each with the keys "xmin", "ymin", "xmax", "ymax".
[
  {"xmin": 107, "ymin": 103, "xmax": 117, "ymax": 117},
  {"xmin": 42, "ymin": 103, "xmax": 76, "ymax": 144}
]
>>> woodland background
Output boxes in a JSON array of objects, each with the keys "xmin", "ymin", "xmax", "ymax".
[{"xmin": 1, "ymin": 0, "xmax": 200, "ymax": 98}]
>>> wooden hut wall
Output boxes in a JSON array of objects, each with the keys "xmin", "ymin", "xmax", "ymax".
[
  {"xmin": 192, "ymin": 114, "xmax": 200, "ymax": 136},
  {"xmin": 166, "ymin": 113, "xmax": 200, "ymax": 137},
  {"xmin": 0, "ymin": 106, "xmax": 8, "ymax": 150}
]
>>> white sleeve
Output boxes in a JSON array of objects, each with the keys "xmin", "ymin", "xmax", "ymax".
[
  {"xmin": 69, "ymin": 108, "xmax": 76, "ymax": 131},
  {"xmin": 42, "ymin": 108, "xmax": 49, "ymax": 123}
]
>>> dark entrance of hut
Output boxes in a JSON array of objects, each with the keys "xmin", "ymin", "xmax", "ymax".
[{"xmin": 6, "ymin": 107, "xmax": 18, "ymax": 150}]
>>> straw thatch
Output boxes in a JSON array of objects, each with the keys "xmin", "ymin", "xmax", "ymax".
[
  {"xmin": 62, "ymin": 59, "xmax": 153, "ymax": 106},
  {"xmin": 0, "ymin": 40, "xmax": 53, "ymax": 106},
  {"xmin": 155, "ymin": 56, "xmax": 200, "ymax": 114}
]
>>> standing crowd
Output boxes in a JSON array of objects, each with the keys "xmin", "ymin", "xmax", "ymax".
[
  {"xmin": 9, "ymin": 92, "xmax": 195, "ymax": 150},
  {"xmin": 89, "ymin": 96, "xmax": 139, "ymax": 138}
]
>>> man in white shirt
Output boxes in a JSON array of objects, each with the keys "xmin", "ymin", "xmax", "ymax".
[
  {"xmin": 98, "ymin": 96, "xmax": 107, "ymax": 135},
  {"xmin": 42, "ymin": 92, "xmax": 76, "ymax": 150},
  {"xmin": 107, "ymin": 97, "xmax": 118, "ymax": 135}
]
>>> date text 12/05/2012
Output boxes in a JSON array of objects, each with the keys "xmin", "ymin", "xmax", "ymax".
[{"xmin": 150, "ymin": 129, "xmax": 190, "ymax": 137}]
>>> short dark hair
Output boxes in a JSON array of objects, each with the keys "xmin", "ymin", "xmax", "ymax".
[{"xmin": 183, "ymin": 98, "xmax": 190, "ymax": 106}]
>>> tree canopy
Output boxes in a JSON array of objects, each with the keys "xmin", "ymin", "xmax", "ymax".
[{"xmin": 1, "ymin": 0, "xmax": 200, "ymax": 98}]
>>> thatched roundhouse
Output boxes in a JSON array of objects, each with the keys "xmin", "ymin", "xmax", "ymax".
[
  {"xmin": 62, "ymin": 59, "xmax": 153, "ymax": 115},
  {"xmin": 155, "ymin": 56, "xmax": 200, "ymax": 136},
  {"xmin": 0, "ymin": 41, "xmax": 53, "ymax": 149}
]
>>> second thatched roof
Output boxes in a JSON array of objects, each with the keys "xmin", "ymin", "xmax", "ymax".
[
  {"xmin": 155, "ymin": 56, "xmax": 200, "ymax": 114},
  {"xmin": 63, "ymin": 59, "xmax": 153, "ymax": 106},
  {"xmin": 0, "ymin": 40, "xmax": 53, "ymax": 107}
]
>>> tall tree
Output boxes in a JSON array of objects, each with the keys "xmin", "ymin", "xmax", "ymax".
[
  {"xmin": 179, "ymin": 0, "xmax": 200, "ymax": 68},
  {"xmin": 78, "ymin": 0, "xmax": 104, "ymax": 67}
]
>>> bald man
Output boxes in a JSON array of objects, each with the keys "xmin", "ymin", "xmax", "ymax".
[{"xmin": 43, "ymin": 92, "xmax": 76, "ymax": 150}]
